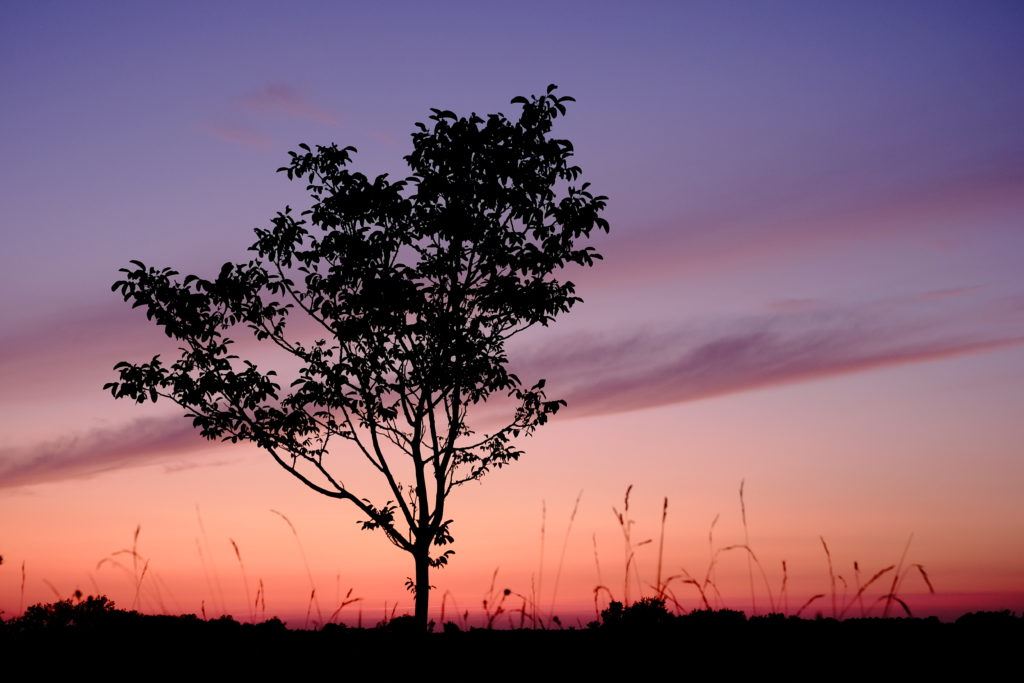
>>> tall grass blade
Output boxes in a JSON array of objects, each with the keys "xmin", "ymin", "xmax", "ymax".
[
  {"xmin": 780, "ymin": 560, "xmax": 789, "ymax": 614},
  {"xmin": 195, "ymin": 506, "xmax": 226, "ymax": 614},
  {"xmin": 536, "ymin": 499, "xmax": 545, "ymax": 626},
  {"xmin": 740, "ymin": 479, "xmax": 757, "ymax": 615},
  {"xmin": 795, "ymin": 593, "xmax": 825, "ymax": 618},
  {"xmin": 549, "ymin": 489, "xmax": 583, "ymax": 622},
  {"xmin": 884, "ymin": 533, "xmax": 914, "ymax": 617},
  {"xmin": 270, "ymin": 509, "xmax": 323, "ymax": 626},
  {"xmin": 820, "ymin": 536, "xmax": 837, "ymax": 617},
  {"xmin": 656, "ymin": 496, "xmax": 668, "ymax": 599},
  {"xmin": 327, "ymin": 587, "xmax": 361, "ymax": 623},
  {"xmin": 704, "ymin": 513, "xmax": 720, "ymax": 607},
  {"xmin": 229, "ymin": 538, "xmax": 253, "ymax": 622},
  {"xmin": 913, "ymin": 564, "xmax": 935, "ymax": 593},
  {"xmin": 43, "ymin": 578, "xmax": 61, "ymax": 599},
  {"xmin": 839, "ymin": 565, "xmax": 894, "ymax": 618}
]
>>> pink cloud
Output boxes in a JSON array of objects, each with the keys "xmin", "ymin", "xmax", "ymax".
[
  {"xmin": 0, "ymin": 417, "xmax": 224, "ymax": 489},
  {"xmin": 582, "ymin": 155, "xmax": 1024, "ymax": 290},
  {"xmin": 195, "ymin": 84, "xmax": 339, "ymax": 148},
  {"xmin": 238, "ymin": 84, "xmax": 339, "ymax": 125},
  {"xmin": 196, "ymin": 121, "xmax": 275, "ymax": 149},
  {"xmin": 0, "ymin": 302, "xmax": 155, "ymax": 362},
  {"xmin": 5, "ymin": 289, "xmax": 1020, "ymax": 489},
  {"xmin": 915, "ymin": 286, "xmax": 983, "ymax": 301},
  {"xmin": 507, "ymin": 294, "xmax": 1024, "ymax": 417},
  {"xmin": 764, "ymin": 298, "xmax": 823, "ymax": 313},
  {"xmin": 558, "ymin": 329, "xmax": 1024, "ymax": 417},
  {"xmin": 7, "ymin": 317, "xmax": 1017, "ymax": 489},
  {"xmin": 0, "ymin": 302, "xmax": 185, "ymax": 398}
]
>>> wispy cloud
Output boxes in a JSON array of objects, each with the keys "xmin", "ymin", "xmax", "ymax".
[
  {"xmin": 584, "ymin": 155, "xmax": 1024, "ymax": 290},
  {"xmin": 915, "ymin": 286, "xmax": 983, "ymax": 301},
  {"xmin": 0, "ymin": 302, "xmax": 165, "ymax": 365},
  {"xmin": 555, "ymin": 327, "xmax": 1023, "ymax": 417},
  {"xmin": 511, "ymin": 296, "xmax": 1024, "ymax": 417},
  {"xmin": 5, "ymin": 292, "xmax": 1020, "ymax": 489},
  {"xmin": 196, "ymin": 121, "xmax": 275, "ymax": 149},
  {"xmin": 0, "ymin": 302, "xmax": 186, "ymax": 398},
  {"xmin": 764, "ymin": 298, "xmax": 824, "ymax": 313},
  {"xmin": 0, "ymin": 417, "xmax": 221, "ymax": 490},
  {"xmin": 197, "ymin": 83, "xmax": 340, "ymax": 148},
  {"xmin": 238, "ymin": 83, "xmax": 339, "ymax": 125}
]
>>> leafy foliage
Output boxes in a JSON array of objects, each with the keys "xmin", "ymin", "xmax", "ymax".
[
  {"xmin": 599, "ymin": 598, "xmax": 675, "ymax": 630},
  {"xmin": 106, "ymin": 85, "xmax": 608, "ymax": 623},
  {"xmin": 16, "ymin": 594, "xmax": 121, "ymax": 631}
]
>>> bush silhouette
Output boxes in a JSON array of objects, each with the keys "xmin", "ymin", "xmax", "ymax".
[
  {"xmin": 600, "ymin": 597, "xmax": 675, "ymax": 630},
  {"xmin": 16, "ymin": 594, "xmax": 123, "ymax": 631}
]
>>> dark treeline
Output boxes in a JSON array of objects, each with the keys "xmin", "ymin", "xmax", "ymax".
[{"xmin": 2, "ymin": 594, "xmax": 1019, "ymax": 675}]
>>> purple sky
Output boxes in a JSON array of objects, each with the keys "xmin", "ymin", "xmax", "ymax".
[{"xmin": 1, "ymin": 2, "xmax": 1022, "ymax": 619}]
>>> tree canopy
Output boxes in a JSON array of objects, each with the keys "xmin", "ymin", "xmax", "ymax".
[{"xmin": 106, "ymin": 85, "xmax": 609, "ymax": 627}]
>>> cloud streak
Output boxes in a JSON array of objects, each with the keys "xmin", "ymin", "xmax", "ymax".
[
  {"xmin": 197, "ymin": 83, "xmax": 340, "ymax": 149},
  {"xmin": 584, "ymin": 154, "xmax": 1024, "ymax": 290},
  {"xmin": 507, "ymin": 292, "xmax": 1024, "ymax": 417},
  {"xmin": 238, "ymin": 84, "xmax": 339, "ymax": 125},
  {"xmin": 557, "ymin": 327, "xmax": 1024, "ymax": 417},
  {"xmin": 197, "ymin": 121, "xmax": 275, "ymax": 149},
  {"xmin": 0, "ymin": 417, "xmax": 219, "ymax": 490},
  {"xmin": 5, "ymin": 295, "xmax": 1021, "ymax": 488}
]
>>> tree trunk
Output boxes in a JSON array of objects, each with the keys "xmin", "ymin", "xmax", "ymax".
[{"xmin": 414, "ymin": 548, "xmax": 430, "ymax": 630}]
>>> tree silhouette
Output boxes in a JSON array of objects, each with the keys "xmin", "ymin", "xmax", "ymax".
[{"xmin": 105, "ymin": 85, "xmax": 609, "ymax": 628}]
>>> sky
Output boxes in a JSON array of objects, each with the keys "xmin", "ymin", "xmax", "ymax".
[{"xmin": 1, "ymin": 1, "xmax": 1022, "ymax": 625}]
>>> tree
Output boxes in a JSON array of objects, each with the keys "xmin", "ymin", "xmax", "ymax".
[{"xmin": 105, "ymin": 85, "xmax": 609, "ymax": 629}]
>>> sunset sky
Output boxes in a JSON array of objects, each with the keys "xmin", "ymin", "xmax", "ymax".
[{"xmin": 2, "ymin": 1, "xmax": 1022, "ymax": 625}]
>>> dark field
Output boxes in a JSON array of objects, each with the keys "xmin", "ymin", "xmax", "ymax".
[{"xmin": 3, "ymin": 595, "xmax": 1018, "ymax": 676}]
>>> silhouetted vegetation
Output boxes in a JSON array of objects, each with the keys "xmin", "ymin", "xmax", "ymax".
[
  {"xmin": 4, "ymin": 593, "xmax": 1019, "ymax": 674},
  {"xmin": 105, "ymin": 85, "xmax": 608, "ymax": 630},
  {"xmin": 9, "ymin": 592, "xmax": 1022, "ymax": 636}
]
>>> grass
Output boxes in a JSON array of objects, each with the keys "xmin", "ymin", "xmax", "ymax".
[
  {"xmin": 2, "ymin": 482, "xmax": 941, "ymax": 627},
  {"xmin": 594, "ymin": 483, "xmax": 935, "ymax": 623}
]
